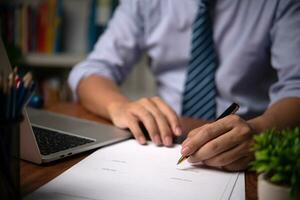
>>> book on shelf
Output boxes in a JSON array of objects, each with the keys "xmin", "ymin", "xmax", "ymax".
[
  {"xmin": 36, "ymin": 0, "xmax": 63, "ymax": 53},
  {"xmin": 0, "ymin": 0, "xmax": 118, "ymax": 58},
  {"xmin": 0, "ymin": 0, "xmax": 62, "ymax": 54},
  {"xmin": 0, "ymin": 0, "xmax": 119, "ymax": 107}
]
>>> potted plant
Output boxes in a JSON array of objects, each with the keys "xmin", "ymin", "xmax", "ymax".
[{"xmin": 251, "ymin": 127, "xmax": 300, "ymax": 200}]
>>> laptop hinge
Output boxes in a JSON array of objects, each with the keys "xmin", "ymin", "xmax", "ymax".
[{"xmin": 20, "ymin": 110, "xmax": 42, "ymax": 164}]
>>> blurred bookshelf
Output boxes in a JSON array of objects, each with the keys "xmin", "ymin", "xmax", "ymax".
[
  {"xmin": 0, "ymin": 0, "xmax": 118, "ymax": 107},
  {"xmin": 23, "ymin": 53, "xmax": 86, "ymax": 68},
  {"xmin": 0, "ymin": 0, "xmax": 117, "ymax": 55},
  {"xmin": 1, "ymin": 0, "xmax": 156, "ymax": 108}
]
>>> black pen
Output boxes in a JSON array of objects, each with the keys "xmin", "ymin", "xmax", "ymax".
[{"xmin": 177, "ymin": 102, "xmax": 240, "ymax": 165}]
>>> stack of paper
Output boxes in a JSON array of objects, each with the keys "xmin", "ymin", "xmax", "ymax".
[{"xmin": 25, "ymin": 140, "xmax": 245, "ymax": 200}]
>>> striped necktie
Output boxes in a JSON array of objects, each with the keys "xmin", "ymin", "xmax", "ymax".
[{"xmin": 181, "ymin": 0, "xmax": 217, "ymax": 120}]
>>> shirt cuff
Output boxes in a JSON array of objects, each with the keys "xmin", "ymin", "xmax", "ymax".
[
  {"xmin": 68, "ymin": 60, "xmax": 116, "ymax": 101},
  {"xmin": 269, "ymin": 84, "xmax": 300, "ymax": 107}
]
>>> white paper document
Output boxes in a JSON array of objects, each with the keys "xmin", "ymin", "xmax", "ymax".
[
  {"xmin": 25, "ymin": 140, "xmax": 245, "ymax": 200},
  {"xmin": 230, "ymin": 173, "xmax": 245, "ymax": 200}
]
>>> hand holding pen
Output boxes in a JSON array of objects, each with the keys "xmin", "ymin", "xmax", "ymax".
[{"xmin": 177, "ymin": 103, "xmax": 255, "ymax": 171}]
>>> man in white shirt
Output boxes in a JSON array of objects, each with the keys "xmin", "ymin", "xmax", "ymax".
[{"xmin": 69, "ymin": 0, "xmax": 300, "ymax": 170}]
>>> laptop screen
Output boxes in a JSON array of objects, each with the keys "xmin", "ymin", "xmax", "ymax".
[{"xmin": 0, "ymin": 38, "xmax": 12, "ymax": 75}]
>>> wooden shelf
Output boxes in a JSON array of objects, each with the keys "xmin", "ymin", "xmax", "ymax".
[{"xmin": 22, "ymin": 53, "xmax": 86, "ymax": 68}]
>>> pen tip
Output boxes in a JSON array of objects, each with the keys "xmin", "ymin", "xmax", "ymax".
[{"xmin": 176, "ymin": 156, "xmax": 186, "ymax": 165}]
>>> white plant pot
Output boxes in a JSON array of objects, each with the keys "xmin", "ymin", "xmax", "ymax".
[{"xmin": 258, "ymin": 173, "xmax": 293, "ymax": 200}]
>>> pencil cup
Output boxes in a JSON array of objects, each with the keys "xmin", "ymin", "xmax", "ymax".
[{"xmin": 0, "ymin": 118, "xmax": 22, "ymax": 200}]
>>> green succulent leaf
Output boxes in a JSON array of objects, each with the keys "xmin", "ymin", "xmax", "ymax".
[
  {"xmin": 251, "ymin": 127, "xmax": 300, "ymax": 197},
  {"xmin": 271, "ymin": 174, "xmax": 285, "ymax": 183}
]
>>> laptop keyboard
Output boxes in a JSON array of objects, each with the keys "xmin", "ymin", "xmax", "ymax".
[{"xmin": 32, "ymin": 126, "xmax": 94, "ymax": 156}]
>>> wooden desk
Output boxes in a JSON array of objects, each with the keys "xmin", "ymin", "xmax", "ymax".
[{"xmin": 21, "ymin": 102, "xmax": 258, "ymax": 200}]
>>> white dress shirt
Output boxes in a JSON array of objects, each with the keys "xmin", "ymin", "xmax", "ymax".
[{"xmin": 68, "ymin": 0, "xmax": 300, "ymax": 119}]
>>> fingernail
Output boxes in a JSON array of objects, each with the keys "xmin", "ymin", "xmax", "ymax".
[
  {"xmin": 138, "ymin": 136, "xmax": 146, "ymax": 145},
  {"xmin": 189, "ymin": 160, "xmax": 203, "ymax": 166},
  {"xmin": 175, "ymin": 126, "xmax": 182, "ymax": 136},
  {"xmin": 181, "ymin": 146, "xmax": 191, "ymax": 156},
  {"xmin": 154, "ymin": 135, "xmax": 162, "ymax": 145},
  {"xmin": 164, "ymin": 136, "xmax": 172, "ymax": 146}
]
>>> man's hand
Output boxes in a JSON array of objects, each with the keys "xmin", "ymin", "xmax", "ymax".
[
  {"xmin": 181, "ymin": 115, "xmax": 255, "ymax": 171},
  {"xmin": 108, "ymin": 96, "xmax": 182, "ymax": 146}
]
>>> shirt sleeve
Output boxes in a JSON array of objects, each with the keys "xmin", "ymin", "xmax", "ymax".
[
  {"xmin": 269, "ymin": 0, "xmax": 300, "ymax": 105},
  {"xmin": 68, "ymin": 0, "xmax": 144, "ymax": 100}
]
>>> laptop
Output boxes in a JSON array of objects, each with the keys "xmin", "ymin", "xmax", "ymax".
[{"xmin": 0, "ymin": 39, "xmax": 132, "ymax": 164}]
